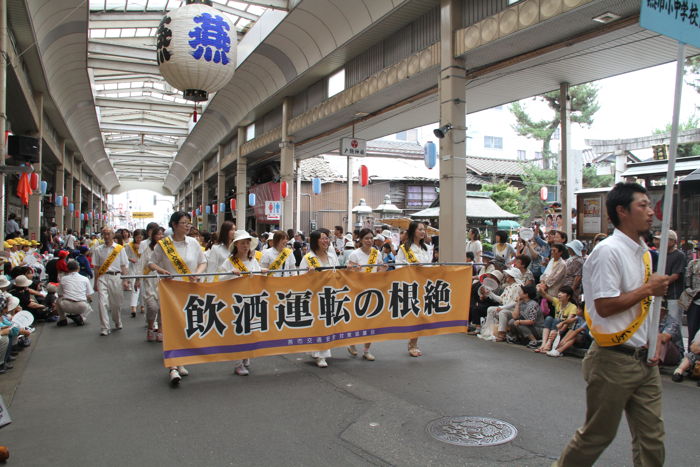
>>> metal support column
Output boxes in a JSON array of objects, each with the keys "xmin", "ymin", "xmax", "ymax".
[
  {"xmin": 74, "ymin": 162, "xmax": 82, "ymax": 233},
  {"xmin": 236, "ymin": 128, "xmax": 247, "ymax": 229},
  {"xmin": 437, "ymin": 0, "xmax": 467, "ymax": 262},
  {"xmin": 28, "ymin": 93, "xmax": 43, "ymax": 241},
  {"xmin": 88, "ymin": 177, "xmax": 95, "ymax": 234},
  {"xmin": 55, "ymin": 156, "xmax": 65, "ymax": 234},
  {"xmin": 280, "ymin": 97, "xmax": 295, "ymax": 232},
  {"xmin": 216, "ymin": 145, "xmax": 226, "ymax": 229},
  {"xmin": 64, "ymin": 154, "xmax": 74, "ymax": 233},
  {"xmin": 201, "ymin": 177, "xmax": 209, "ymax": 232},
  {"xmin": 0, "ymin": 0, "xmax": 7, "ymax": 242},
  {"xmin": 558, "ymin": 82, "xmax": 572, "ymax": 239}
]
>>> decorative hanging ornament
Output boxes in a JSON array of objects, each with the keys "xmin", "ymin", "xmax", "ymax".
[
  {"xmin": 69, "ymin": 203, "xmax": 74, "ymax": 212},
  {"xmin": 205, "ymin": 205, "xmax": 211, "ymax": 215},
  {"xmin": 63, "ymin": 196, "xmax": 69, "ymax": 208},
  {"xmin": 30, "ymin": 173, "xmax": 39, "ymax": 191},
  {"xmin": 55, "ymin": 195, "xmax": 62, "ymax": 206},
  {"xmin": 220, "ymin": 202, "xmax": 226, "ymax": 213},
  {"xmin": 230, "ymin": 198, "xmax": 236, "ymax": 211},
  {"xmin": 212, "ymin": 203, "xmax": 218, "ymax": 215},
  {"xmin": 196, "ymin": 208, "xmax": 201, "ymax": 216},
  {"xmin": 248, "ymin": 193, "xmax": 256, "ymax": 206},
  {"xmin": 156, "ymin": 1, "xmax": 236, "ymax": 102},
  {"xmin": 280, "ymin": 181, "xmax": 288, "ymax": 199},
  {"xmin": 312, "ymin": 177, "xmax": 322, "ymax": 195},
  {"xmin": 358, "ymin": 165, "xmax": 369, "ymax": 187},
  {"xmin": 40, "ymin": 181, "xmax": 48, "ymax": 195},
  {"xmin": 539, "ymin": 186, "xmax": 548, "ymax": 201},
  {"xmin": 424, "ymin": 141, "xmax": 437, "ymax": 169}
]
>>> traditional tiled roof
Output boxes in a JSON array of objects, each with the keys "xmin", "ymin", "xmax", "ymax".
[{"xmin": 465, "ymin": 156, "xmax": 526, "ymax": 177}]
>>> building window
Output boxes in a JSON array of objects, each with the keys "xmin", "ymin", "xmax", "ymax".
[
  {"xmin": 552, "ymin": 127, "xmax": 560, "ymax": 140},
  {"xmin": 534, "ymin": 151, "xmax": 542, "ymax": 160},
  {"xmin": 396, "ymin": 131, "xmax": 407, "ymax": 141},
  {"xmin": 517, "ymin": 150, "xmax": 526, "ymax": 161},
  {"xmin": 327, "ymin": 68, "xmax": 345, "ymax": 97},
  {"xmin": 245, "ymin": 123, "xmax": 255, "ymax": 142},
  {"xmin": 484, "ymin": 136, "xmax": 503, "ymax": 149},
  {"xmin": 406, "ymin": 185, "xmax": 437, "ymax": 208}
]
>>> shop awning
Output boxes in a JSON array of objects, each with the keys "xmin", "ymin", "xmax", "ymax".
[{"xmin": 411, "ymin": 195, "xmax": 519, "ymax": 220}]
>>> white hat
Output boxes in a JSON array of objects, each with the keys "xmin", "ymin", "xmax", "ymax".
[
  {"xmin": 7, "ymin": 295, "xmax": 20, "ymax": 311},
  {"xmin": 373, "ymin": 234, "xmax": 385, "ymax": 242},
  {"xmin": 381, "ymin": 230, "xmax": 392, "ymax": 238},
  {"xmin": 14, "ymin": 275, "xmax": 32, "ymax": 287},
  {"xmin": 344, "ymin": 240, "xmax": 355, "ymax": 248},
  {"xmin": 232, "ymin": 230, "xmax": 253, "ymax": 244},
  {"xmin": 0, "ymin": 276, "xmax": 10, "ymax": 289},
  {"xmin": 344, "ymin": 233, "xmax": 353, "ymax": 241},
  {"xmin": 503, "ymin": 268, "xmax": 522, "ymax": 282},
  {"xmin": 565, "ymin": 239, "xmax": 584, "ymax": 257}
]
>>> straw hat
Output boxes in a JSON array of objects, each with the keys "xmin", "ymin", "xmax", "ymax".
[
  {"xmin": 0, "ymin": 276, "xmax": 10, "ymax": 289},
  {"xmin": 565, "ymin": 239, "xmax": 584, "ymax": 257},
  {"xmin": 503, "ymin": 268, "xmax": 523, "ymax": 282},
  {"xmin": 14, "ymin": 275, "xmax": 32, "ymax": 287},
  {"xmin": 7, "ymin": 295, "xmax": 20, "ymax": 311}
]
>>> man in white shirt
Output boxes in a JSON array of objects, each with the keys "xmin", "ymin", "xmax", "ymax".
[
  {"xmin": 65, "ymin": 229, "xmax": 76, "ymax": 250},
  {"xmin": 556, "ymin": 182, "xmax": 671, "ymax": 467},
  {"xmin": 92, "ymin": 226, "xmax": 129, "ymax": 336},
  {"xmin": 333, "ymin": 226, "xmax": 345, "ymax": 255},
  {"xmin": 5, "ymin": 213, "xmax": 20, "ymax": 238},
  {"xmin": 56, "ymin": 260, "xmax": 93, "ymax": 326}
]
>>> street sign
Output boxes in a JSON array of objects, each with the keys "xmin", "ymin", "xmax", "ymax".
[
  {"xmin": 265, "ymin": 201, "xmax": 281, "ymax": 220},
  {"xmin": 340, "ymin": 137, "xmax": 367, "ymax": 157},
  {"xmin": 640, "ymin": 1, "xmax": 700, "ymax": 48},
  {"xmin": 132, "ymin": 212, "xmax": 154, "ymax": 218}
]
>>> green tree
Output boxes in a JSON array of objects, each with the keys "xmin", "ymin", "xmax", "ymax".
[
  {"xmin": 480, "ymin": 181, "xmax": 523, "ymax": 217},
  {"xmin": 652, "ymin": 115, "xmax": 700, "ymax": 158},
  {"xmin": 582, "ymin": 165, "xmax": 613, "ymax": 188},
  {"xmin": 510, "ymin": 84, "xmax": 600, "ymax": 169},
  {"xmin": 520, "ymin": 165, "xmax": 557, "ymax": 221}
]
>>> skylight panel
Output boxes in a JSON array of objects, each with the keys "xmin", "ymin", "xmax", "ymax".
[
  {"xmin": 105, "ymin": 29, "xmax": 121, "ymax": 38},
  {"xmin": 125, "ymin": 0, "xmax": 149, "ymax": 11},
  {"xmin": 230, "ymin": 1, "xmax": 249, "ymax": 10},
  {"xmin": 105, "ymin": 83, "xmax": 118, "ymax": 90},
  {"xmin": 236, "ymin": 18, "xmax": 251, "ymax": 29},
  {"xmin": 89, "ymin": 0, "xmax": 107, "ymax": 10},
  {"xmin": 247, "ymin": 5, "xmax": 266, "ymax": 15},
  {"xmin": 105, "ymin": 0, "xmax": 124, "ymax": 11},
  {"xmin": 135, "ymin": 28, "xmax": 152, "ymax": 36},
  {"xmin": 147, "ymin": 0, "xmax": 170, "ymax": 10},
  {"xmin": 90, "ymin": 29, "xmax": 106, "ymax": 39},
  {"xmin": 120, "ymin": 28, "xmax": 137, "ymax": 37}
]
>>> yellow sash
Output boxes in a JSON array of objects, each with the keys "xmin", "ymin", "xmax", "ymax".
[
  {"xmin": 255, "ymin": 250, "xmax": 263, "ymax": 262},
  {"xmin": 400, "ymin": 244, "xmax": 419, "ymax": 264},
  {"xmin": 585, "ymin": 251, "xmax": 652, "ymax": 346},
  {"xmin": 158, "ymin": 237, "xmax": 192, "ymax": 277},
  {"xmin": 230, "ymin": 256, "xmax": 249, "ymax": 273},
  {"xmin": 365, "ymin": 248, "xmax": 379, "ymax": 273},
  {"xmin": 98, "ymin": 244, "xmax": 124, "ymax": 276},
  {"xmin": 304, "ymin": 253, "xmax": 321, "ymax": 269},
  {"xmin": 129, "ymin": 242, "xmax": 141, "ymax": 258},
  {"xmin": 268, "ymin": 248, "xmax": 292, "ymax": 275}
]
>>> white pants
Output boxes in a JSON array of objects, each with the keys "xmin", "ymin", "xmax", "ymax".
[
  {"xmin": 128, "ymin": 287, "xmax": 140, "ymax": 308},
  {"xmin": 667, "ymin": 299, "xmax": 681, "ymax": 324},
  {"xmin": 310, "ymin": 350, "xmax": 331, "ymax": 359},
  {"xmin": 57, "ymin": 298, "xmax": 92, "ymax": 320},
  {"xmin": 98, "ymin": 274, "xmax": 124, "ymax": 332}
]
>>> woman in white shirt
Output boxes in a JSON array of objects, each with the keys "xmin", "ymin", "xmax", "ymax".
[
  {"xmin": 346, "ymin": 228, "xmax": 387, "ymax": 361},
  {"xmin": 126, "ymin": 229, "xmax": 146, "ymax": 318},
  {"xmin": 218, "ymin": 230, "xmax": 263, "ymax": 376},
  {"xmin": 149, "ymin": 212, "xmax": 207, "ymax": 386},
  {"xmin": 299, "ymin": 230, "xmax": 340, "ymax": 368},
  {"xmin": 260, "ymin": 230, "xmax": 296, "ymax": 277},
  {"xmin": 140, "ymin": 226, "xmax": 164, "ymax": 343},
  {"xmin": 465, "ymin": 228, "xmax": 482, "ymax": 264},
  {"xmin": 395, "ymin": 221, "xmax": 432, "ymax": 357},
  {"xmin": 206, "ymin": 221, "xmax": 235, "ymax": 281},
  {"xmin": 493, "ymin": 230, "xmax": 516, "ymax": 265}
]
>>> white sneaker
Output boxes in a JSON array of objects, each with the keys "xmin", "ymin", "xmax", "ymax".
[
  {"xmin": 100, "ymin": 330, "xmax": 109, "ymax": 336},
  {"xmin": 547, "ymin": 349, "xmax": 561, "ymax": 357},
  {"xmin": 169, "ymin": 369, "xmax": 181, "ymax": 385},
  {"xmin": 316, "ymin": 357, "xmax": 328, "ymax": 368},
  {"xmin": 242, "ymin": 358, "xmax": 250, "ymax": 367},
  {"xmin": 177, "ymin": 366, "xmax": 189, "ymax": 376},
  {"xmin": 147, "ymin": 329, "xmax": 156, "ymax": 342},
  {"xmin": 234, "ymin": 365, "xmax": 249, "ymax": 376}
]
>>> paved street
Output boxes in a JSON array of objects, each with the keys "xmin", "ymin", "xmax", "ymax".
[{"xmin": 1, "ymin": 306, "xmax": 697, "ymax": 466}]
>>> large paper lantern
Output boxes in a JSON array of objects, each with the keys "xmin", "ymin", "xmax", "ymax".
[
  {"xmin": 540, "ymin": 186, "xmax": 548, "ymax": 201},
  {"xmin": 156, "ymin": 1, "xmax": 236, "ymax": 102},
  {"xmin": 280, "ymin": 181, "xmax": 288, "ymax": 198},
  {"xmin": 40, "ymin": 181, "xmax": 48, "ymax": 195},
  {"xmin": 424, "ymin": 141, "xmax": 437, "ymax": 169},
  {"xmin": 30, "ymin": 173, "xmax": 39, "ymax": 191},
  {"xmin": 212, "ymin": 203, "xmax": 218, "ymax": 215},
  {"xmin": 229, "ymin": 199, "xmax": 236, "ymax": 211},
  {"xmin": 312, "ymin": 177, "xmax": 322, "ymax": 195},
  {"xmin": 358, "ymin": 165, "xmax": 369, "ymax": 187},
  {"xmin": 248, "ymin": 193, "xmax": 256, "ymax": 206}
]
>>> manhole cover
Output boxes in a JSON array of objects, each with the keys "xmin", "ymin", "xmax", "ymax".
[{"xmin": 427, "ymin": 416, "xmax": 518, "ymax": 447}]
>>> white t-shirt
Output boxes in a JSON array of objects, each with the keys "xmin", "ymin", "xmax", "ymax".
[
  {"xmin": 218, "ymin": 256, "xmax": 261, "ymax": 276},
  {"xmin": 206, "ymin": 243, "xmax": 231, "ymax": 276},
  {"xmin": 347, "ymin": 248, "xmax": 381, "ymax": 272},
  {"xmin": 92, "ymin": 243, "xmax": 129, "ymax": 274},
  {"xmin": 260, "ymin": 247, "xmax": 296, "ymax": 277},
  {"xmin": 125, "ymin": 242, "xmax": 142, "ymax": 274},
  {"xmin": 466, "ymin": 240, "xmax": 483, "ymax": 263},
  {"xmin": 151, "ymin": 236, "xmax": 206, "ymax": 281},
  {"xmin": 395, "ymin": 243, "xmax": 432, "ymax": 266},
  {"xmin": 583, "ymin": 228, "xmax": 650, "ymax": 348},
  {"xmin": 299, "ymin": 250, "xmax": 340, "ymax": 274}
]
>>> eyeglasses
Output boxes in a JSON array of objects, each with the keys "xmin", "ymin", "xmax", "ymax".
[{"xmin": 178, "ymin": 221, "xmax": 193, "ymax": 226}]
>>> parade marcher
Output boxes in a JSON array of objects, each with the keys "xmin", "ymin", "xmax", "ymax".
[
  {"xmin": 300, "ymin": 230, "xmax": 339, "ymax": 367},
  {"xmin": 56, "ymin": 260, "xmax": 93, "ymax": 327},
  {"xmin": 260, "ymin": 230, "xmax": 295, "ymax": 277},
  {"xmin": 92, "ymin": 227, "xmax": 129, "ymax": 336},
  {"xmin": 142, "ymin": 226, "xmax": 164, "ymax": 342},
  {"xmin": 125, "ymin": 229, "xmax": 146, "ymax": 318},
  {"xmin": 654, "ymin": 230, "xmax": 687, "ymax": 324},
  {"xmin": 346, "ymin": 228, "xmax": 387, "ymax": 361},
  {"xmin": 682, "ymin": 244, "xmax": 700, "ymax": 352},
  {"xmin": 205, "ymin": 221, "xmax": 235, "ymax": 281},
  {"xmin": 395, "ymin": 221, "xmax": 432, "ymax": 357},
  {"xmin": 218, "ymin": 230, "xmax": 263, "ymax": 375},
  {"xmin": 149, "ymin": 212, "xmax": 207, "ymax": 385},
  {"xmin": 556, "ymin": 182, "xmax": 672, "ymax": 467}
]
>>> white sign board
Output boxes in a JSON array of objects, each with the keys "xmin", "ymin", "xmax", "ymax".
[
  {"xmin": 341, "ymin": 138, "xmax": 367, "ymax": 157},
  {"xmin": 265, "ymin": 201, "xmax": 281, "ymax": 220}
]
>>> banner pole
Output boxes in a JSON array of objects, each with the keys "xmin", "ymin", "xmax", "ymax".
[{"xmin": 647, "ymin": 41, "xmax": 685, "ymax": 363}]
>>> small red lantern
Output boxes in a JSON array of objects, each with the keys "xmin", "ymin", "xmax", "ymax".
[
  {"xmin": 63, "ymin": 196, "xmax": 69, "ymax": 207},
  {"xmin": 212, "ymin": 203, "xmax": 218, "ymax": 215},
  {"xmin": 280, "ymin": 181, "xmax": 288, "ymax": 199},
  {"xmin": 539, "ymin": 186, "xmax": 548, "ymax": 201},
  {"xmin": 230, "ymin": 198, "xmax": 236, "ymax": 211},
  {"xmin": 30, "ymin": 173, "xmax": 39, "ymax": 191},
  {"xmin": 75, "ymin": 211, "xmax": 80, "ymax": 219},
  {"xmin": 358, "ymin": 165, "xmax": 369, "ymax": 187}
]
